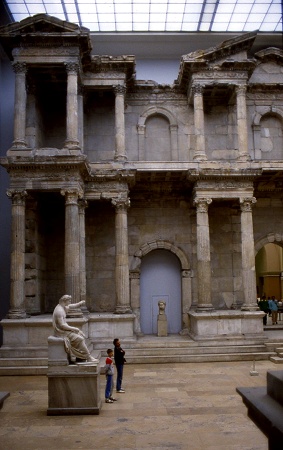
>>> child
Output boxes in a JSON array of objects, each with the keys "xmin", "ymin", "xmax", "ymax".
[{"xmin": 104, "ymin": 348, "xmax": 117, "ymax": 403}]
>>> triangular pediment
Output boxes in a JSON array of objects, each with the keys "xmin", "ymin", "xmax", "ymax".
[
  {"xmin": 0, "ymin": 13, "xmax": 88, "ymax": 36},
  {"xmin": 255, "ymin": 47, "xmax": 283, "ymax": 65},
  {"xmin": 182, "ymin": 31, "xmax": 257, "ymax": 63},
  {"xmin": 249, "ymin": 47, "xmax": 283, "ymax": 85},
  {"xmin": 0, "ymin": 14, "xmax": 92, "ymax": 62},
  {"xmin": 176, "ymin": 32, "xmax": 258, "ymax": 92}
]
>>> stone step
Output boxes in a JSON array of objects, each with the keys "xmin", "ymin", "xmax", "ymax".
[
  {"xmin": 93, "ymin": 338, "xmax": 268, "ymax": 350},
  {"xmin": 0, "ymin": 357, "xmax": 47, "ymax": 367},
  {"xmin": 0, "ymin": 392, "xmax": 10, "ymax": 409},
  {"xmin": 267, "ymin": 370, "xmax": 283, "ymax": 405},
  {"xmin": 98, "ymin": 344, "xmax": 270, "ymax": 359},
  {"xmin": 0, "ymin": 346, "xmax": 48, "ymax": 358},
  {"xmin": 125, "ymin": 352, "xmax": 273, "ymax": 364},
  {"xmin": 0, "ymin": 366, "xmax": 48, "ymax": 375},
  {"xmin": 270, "ymin": 356, "xmax": 283, "ymax": 364}
]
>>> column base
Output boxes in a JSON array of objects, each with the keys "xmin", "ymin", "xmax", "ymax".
[
  {"xmin": 195, "ymin": 304, "xmax": 214, "ymax": 312},
  {"xmin": 114, "ymin": 154, "xmax": 128, "ymax": 162},
  {"xmin": 6, "ymin": 309, "xmax": 28, "ymax": 319},
  {"xmin": 10, "ymin": 140, "xmax": 28, "ymax": 149},
  {"xmin": 63, "ymin": 140, "xmax": 81, "ymax": 151},
  {"xmin": 237, "ymin": 154, "xmax": 251, "ymax": 162},
  {"xmin": 67, "ymin": 309, "xmax": 84, "ymax": 318},
  {"xmin": 114, "ymin": 306, "xmax": 132, "ymax": 314},
  {"xmin": 241, "ymin": 305, "xmax": 260, "ymax": 312},
  {"xmin": 193, "ymin": 152, "xmax": 207, "ymax": 161}
]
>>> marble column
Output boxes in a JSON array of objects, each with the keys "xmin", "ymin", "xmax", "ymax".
[
  {"xmin": 180, "ymin": 269, "xmax": 192, "ymax": 332},
  {"xmin": 114, "ymin": 85, "xmax": 127, "ymax": 161},
  {"xmin": 78, "ymin": 198, "xmax": 89, "ymax": 313},
  {"xmin": 240, "ymin": 197, "xmax": 259, "ymax": 311},
  {"xmin": 194, "ymin": 197, "xmax": 214, "ymax": 311},
  {"xmin": 78, "ymin": 83, "xmax": 84, "ymax": 151},
  {"xmin": 7, "ymin": 190, "xmax": 28, "ymax": 318},
  {"xmin": 61, "ymin": 189, "xmax": 82, "ymax": 317},
  {"xmin": 64, "ymin": 62, "xmax": 80, "ymax": 150},
  {"xmin": 11, "ymin": 62, "xmax": 28, "ymax": 149},
  {"xmin": 192, "ymin": 84, "xmax": 207, "ymax": 161},
  {"xmin": 112, "ymin": 197, "xmax": 131, "ymax": 313},
  {"xmin": 236, "ymin": 85, "xmax": 250, "ymax": 161}
]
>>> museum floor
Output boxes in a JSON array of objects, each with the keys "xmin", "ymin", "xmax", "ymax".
[{"xmin": 1, "ymin": 355, "xmax": 281, "ymax": 450}]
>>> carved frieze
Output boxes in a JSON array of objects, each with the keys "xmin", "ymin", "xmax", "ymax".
[
  {"xmin": 195, "ymin": 180, "xmax": 254, "ymax": 190},
  {"xmin": 12, "ymin": 47, "xmax": 80, "ymax": 57}
]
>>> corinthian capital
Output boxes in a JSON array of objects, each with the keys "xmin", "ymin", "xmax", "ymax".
[
  {"xmin": 192, "ymin": 84, "xmax": 204, "ymax": 96},
  {"xmin": 240, "ymin": 197, "xmax": 256, "ymax": 212},
  {"xmin": 235, "ymin": 85, "xmax": 247, "ymax": 96},
  {"xmin": 12, "ymin": 62, "xmax": 27, "ymax": 74},
  {"xmin": 112, "ymin": 196, "xmax": 130, "ymax": 210},
  {"xmin": 61, "ymin": 189, "xmax": 83, "ymax": 205},
  {"xmin": 7, "ymin": 190, "xmax": 28, "ymax": 205},
  {"xmin": 194, "ymin": 197, "xmax": 212, "ymax": 213},
  {"xmin": 65, "ymin": 62, "xmax": 79, "ymax": 74},
  {"xmin": 114, "ymin": 84, "xmax": 126, "ymax": 96}
]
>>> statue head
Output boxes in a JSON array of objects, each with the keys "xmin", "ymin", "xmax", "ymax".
[{"xmin": 59, "ymin": 294, "xmax": 72, "ymax": 306}]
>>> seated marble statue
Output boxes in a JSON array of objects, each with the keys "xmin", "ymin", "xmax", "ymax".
[{"xmin": 52, "ymin": 294, "xmax": 98, "ymax": 363}]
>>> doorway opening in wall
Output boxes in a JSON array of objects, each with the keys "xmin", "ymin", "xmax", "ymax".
[
  {"xmin": 256, "ymin": 242, "xmax": 283, "ymax": 301},
  {"xmin": 140, "ymin": 249, "xmax": 182, "ymax": 335}
]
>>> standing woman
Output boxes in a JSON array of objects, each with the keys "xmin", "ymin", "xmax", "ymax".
[{"xmin": 113, "ymin": 338, "xmax": 126, "ymax": 393}]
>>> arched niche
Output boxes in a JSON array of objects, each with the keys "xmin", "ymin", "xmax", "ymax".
[
  {"xmin": 137, "ymin": 106, "xmax": 178, "ymax": 161},
  {"xmin": 253, "ymin": 107, "xmax": 283, "ymax": 160},
  {"xmin": 129, "ymin": 240, "xmax": 192, "ymax": 335}
]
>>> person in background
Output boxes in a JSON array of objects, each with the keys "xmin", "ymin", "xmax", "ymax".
[
  {"xmin": 113, "ymin": 338, "xmax": 126, "ymax": 393},
  {"xmin": 104, "ymin": 348, "xmax": 116, "ymax": 403},
  {"xmin": 258, "ymin": 295, "xmax": 269, "ymax": 325},
  {"xmin": 268, "ymin": 296, "xmax": 278, "ymax": 325}
]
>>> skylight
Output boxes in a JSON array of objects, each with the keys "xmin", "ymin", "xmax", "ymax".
[{"xmin": 3, "ymin": 0, "xmax": 283, "ymax": 33}]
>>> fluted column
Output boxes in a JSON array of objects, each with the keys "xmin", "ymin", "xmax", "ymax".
[
  {"xmin": 61, "ymin": 189, "xmax": 82, "ymax": 317},
  {"xmin": 194, "ymin": 197, "xmax": 214, "ymax": 311},
  {"xmin": 112, "ymin": 196, "xmax": 131, "ymax": 313},
  {"xmin": 236, "ymin": 85, "xmax": 250, "ymax": 161},
  {"xmin": 64, "ymin": 62, "xmax": 80, "ymax": 150},
  {"xmin": 240, "ymin": 197, "xmax": 259, "ymax": 311},
  {"xmin": 114, "ymin": 85, "xmax": 127, "ymax": 161},
  {"xmin": 78, "ymin": 198, "xmax": 89, "ymax": 313},
  {"xmin": 11, "ymin": 62, "xmax": 28, "ymax": 149},
  {"xmin": 78, "ymin": 83, "xmax": 84, "ymax": 151},
  {"xmin": 192, "ymin": 84, "xmax": 207, "ymax": 161},
  {"xmin": 7, "ymin": 190, "xmax": 28, "ymax": 318}
]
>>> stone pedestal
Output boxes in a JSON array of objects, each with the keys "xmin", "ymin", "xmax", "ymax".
[
  {"xmin": 237, "ymin": 370, "xmax": 283, "ymax": 450},
  {"xmin": 47, "ymin": 336, "xmax": 101, "ymax": 415},
  {"xmin": 188, "ymin": 310, "xmax": 266, "ymax": 341},
  {"xmin": 157, "ymin": 313, "xmax": 168, "ymax": 337}
]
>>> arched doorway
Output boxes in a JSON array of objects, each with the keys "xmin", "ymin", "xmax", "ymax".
[
  {"xmin": 140, "ymin": 249, "xmax": 182, "ymax": 334},
  {"xmin": 256, "ymin": 241, "xmax": 283, "ymax": 300}
]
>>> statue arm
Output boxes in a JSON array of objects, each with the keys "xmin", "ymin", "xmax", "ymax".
[
  {"xmin": 54, "ymin": 313, "xmax": 82, "ymax": 335},
  {"xmin": 68, "ymin": 300, "xmax": 85, "ymax": 310}
]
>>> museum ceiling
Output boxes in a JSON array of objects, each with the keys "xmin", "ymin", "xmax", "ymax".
[{"xmin": 2, "ymin": 0, "xmax": 282, "ymax": 33}]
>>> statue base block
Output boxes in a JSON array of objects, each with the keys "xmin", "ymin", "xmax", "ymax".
[
  {"xmin": 157, "ymin": 315, "xmax": 168, "ymax": 337},
  {"xmin": 47, "ymin": 363, "xmax": 101, "ymax": 415}
]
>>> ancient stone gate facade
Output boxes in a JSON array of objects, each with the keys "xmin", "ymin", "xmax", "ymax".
[{"xmin": 0, "ymin": 14, "xmax": 283, "ymax": 352}]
